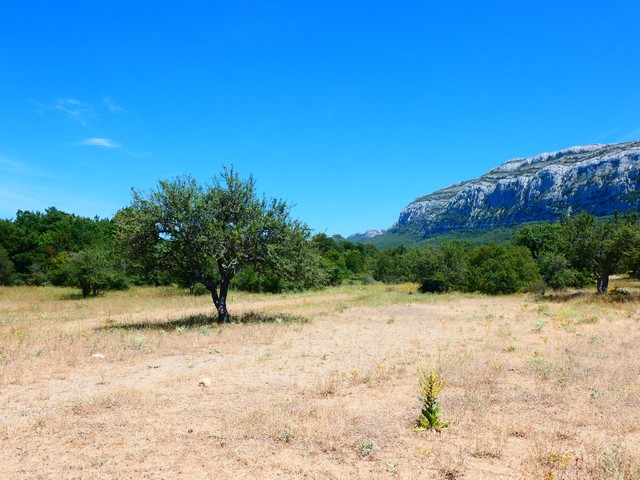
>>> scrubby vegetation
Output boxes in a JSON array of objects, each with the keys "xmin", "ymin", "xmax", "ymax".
[
  {"xmin": 372, "ymin": 211, "xmax": 640, "ymax": 295},
  {"xmin": 1, "ymin": 176, "xmax": 639, "ymax": 299}
]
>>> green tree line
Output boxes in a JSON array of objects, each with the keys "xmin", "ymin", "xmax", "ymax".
[
  {"xmin": 0, "ymin": 207, "xmax": 380, "ymax": 295},
  {"xmin": 371, "ymin": 210, "xmax": 640, "ymax": 294},
  {"xmin": 1, "ymin": 184, "xmax": 639, "ymax": 298},
  {"xmin": 0, "ymin": 207, "xmax": 124, "ymax": 293}
]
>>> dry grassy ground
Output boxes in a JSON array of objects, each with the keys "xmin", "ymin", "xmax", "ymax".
[{"xmin": 1, "ymin": 282, "xmax": 639, "ymax": 479}]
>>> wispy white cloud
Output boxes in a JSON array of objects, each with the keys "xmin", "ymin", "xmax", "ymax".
[
  {"xmin": 102, "ymin": 97, "xmax": 123, "ymax": 113},
  {"xmin": 51, "ymin": 98, "xmax": 95, "ymax": 124},
  {"xmin": 35, "ymin": 97, "xmax": 124, "ymax": 124},
  {"xmin": 81, "ymin": 137, "xmax": 121, "ymax": 148}
]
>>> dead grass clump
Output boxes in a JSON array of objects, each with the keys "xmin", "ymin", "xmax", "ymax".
[
  {"xmin": 470, "ymin": 433, "xmax": 505, "ymax": 459},
  {"xmin": 315, "ymin": 371, "xmax": 342, "ymax": 397},
  {"xmin": 434, "ymin": 446, "xmax": 467, "ymax": 479},
  {"xmin": 600, "ymin": 444, "xmax": 640, "ymax": 479}
]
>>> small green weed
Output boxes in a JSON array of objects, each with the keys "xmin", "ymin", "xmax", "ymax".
[
  {"xmin": 578, "ymin": 315, "xmax": 598, "ymax": 325},
  {"xmin": 358, "ymin": 440, "xmax": 375, "ymax": 456},
  {"xmin": 531, "ymin": 319, "xmax": 546, "ymax": 333},
  {"xmin": 277, "ymin": 428, "xmax": 295, "ymax": 443},
  {"xmin": 527, "ymin": 351, "xmax": 553, "ymax": 379},
  {"xmin": 198, "ymin": 324, "xmax": 211, "ymax": 335},
  {"xmin": 601, "ymin": 445, "xmax": 639, "ymax": 479},
  {"xmin": 414, "ymin": 367, "xmax": 450, "ymax": 431},
  {"xmin": 131, "ymin": 335, "xmax": 149, "ymax": 350},
  {"xmin": 537, "ymin": 304, "xmax": 550, "ymax": 316},
  {"xmin": 14, "ymin": 328, "xmax": 27, "ymax": 342}
]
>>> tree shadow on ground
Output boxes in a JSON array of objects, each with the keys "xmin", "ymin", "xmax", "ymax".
[
  {"xmin": 58, "ymin": 292, "xmax": 87, "ymax": 301},
  {"xmin": 95, "ymin": 311, "xmax": 309, "ymax": 332},
  {"xmin": 59, "ymin": 290, "xmax": 115, "ymax": 301},
  {"xmin": 541, "ymin": 291, "xmax": 588, "ymax": 303},
  {"xmin": 540, "ymin": 289, "xmax": 639, "ymax": 304}
]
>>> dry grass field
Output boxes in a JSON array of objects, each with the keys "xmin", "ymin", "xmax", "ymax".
[{"xmin": 1, "ymin": 282, "xmax": 639, "ymax": 479}]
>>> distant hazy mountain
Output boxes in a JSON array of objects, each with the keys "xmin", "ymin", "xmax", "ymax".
[{"xmin": 388, "ymin": 140, "xmax": 640, "ymax": 238}]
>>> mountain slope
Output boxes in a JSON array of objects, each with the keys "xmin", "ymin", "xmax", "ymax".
[{"xmin": 390, "ymin": 140, "xmax": 640, "ymax": 237}]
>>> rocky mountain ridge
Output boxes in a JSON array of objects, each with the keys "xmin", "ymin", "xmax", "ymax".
[
  {"xmin": 347, "ymin": 229, "xmax": 386, "ymax": 242},
  {"xmin": 390, "ymin": 140, "xmax": 640, "ymax": 237}
]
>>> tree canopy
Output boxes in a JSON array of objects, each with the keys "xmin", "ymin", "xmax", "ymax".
[{"xmin": 0, "ymin": 208, "xmax": 115, "ymax": 287}]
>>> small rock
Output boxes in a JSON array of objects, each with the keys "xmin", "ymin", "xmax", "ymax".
[
  {"xmin": 92, "ymin": 353, "xmax": 105, "ymax": 359},
  {"xmin": 198, "ymin": 377, "xmax": 212, "ymax": 387}
]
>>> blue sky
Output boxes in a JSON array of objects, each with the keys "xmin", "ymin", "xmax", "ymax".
[{"xmin": 2, "ymin": 1, "xmax": 640, "ymax": 236}]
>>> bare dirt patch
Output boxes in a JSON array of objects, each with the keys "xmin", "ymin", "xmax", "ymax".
[{"xmin": 1, "ymin": 285, "xmax": 639, "ymax": 479}]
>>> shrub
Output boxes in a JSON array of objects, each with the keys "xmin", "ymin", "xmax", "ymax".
[
  {"xmin": 418, "ymin": 278, "xmax": 449, "ymax": 293},
  {"xmin": 191, "ymin": 282, "xmax": 208, "ymax": 296},
  {"xmin": 467, "ymin": 244, "xmax": 542, "ymax": 294}
]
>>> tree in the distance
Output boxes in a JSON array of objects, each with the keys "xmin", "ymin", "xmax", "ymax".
[
  {"xmin": 63, "ymin": 245, "xmax": 127, "ymax": 297},
  {"xmin": 562, "ymin": 211, "xmax": 640, "ymax": 293},
  {"xmin": 0, "ymin": 246, "xmax": 16, "ymax": 285},
  {"xmin": 466, "ymin": 243, "xmax": 541, "ymax": 295},
  {"xmin": 115, "ymin": 168, "xmax": 323, "ymax": 323},
  {"xmin": 514, "ymin": 211, "xmax": 640, "ymax": 293}
]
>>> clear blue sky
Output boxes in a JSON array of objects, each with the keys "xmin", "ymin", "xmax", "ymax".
[{"xmin": 2, "ymin": 1, "xmax": 640, "ymax": 236}]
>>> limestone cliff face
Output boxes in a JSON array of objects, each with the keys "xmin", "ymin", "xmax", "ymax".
[{"xmin": 391, "ymin": 141, "xmax": 640, "ymax": 236}]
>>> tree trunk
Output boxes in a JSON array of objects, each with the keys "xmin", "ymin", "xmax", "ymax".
[
  {"xmin": 596, "ymin": 269, "xmax": 610, "ymax": 294},
  {"xmin": 216, "ymin": 278, "xmax": 231, "ymax": 323},
  {"xmin": 202, "ymin": 276, "xmax": 232, "ymax": 323}
]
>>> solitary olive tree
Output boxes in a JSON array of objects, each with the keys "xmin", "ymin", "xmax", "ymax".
[{"xmin": 115, "ymin": 168, "xmax": 322, "ymax": 323}]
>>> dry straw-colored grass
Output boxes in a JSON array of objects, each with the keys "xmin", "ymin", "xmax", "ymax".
[{"xmin": 1, "ymin": 282, "xmax": 639, "ymax": 479}]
